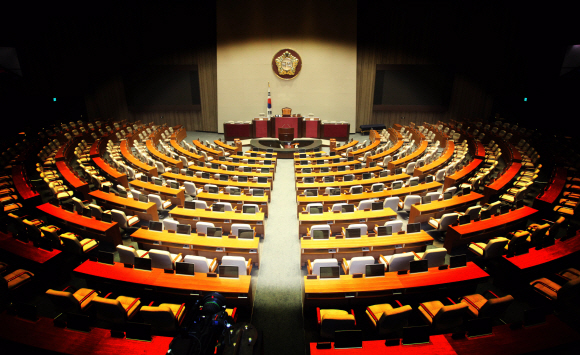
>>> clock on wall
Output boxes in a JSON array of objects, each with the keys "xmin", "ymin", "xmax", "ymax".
[{"xmin": 272, "ymin": 49, "xmax": 302, "ymax": 80}]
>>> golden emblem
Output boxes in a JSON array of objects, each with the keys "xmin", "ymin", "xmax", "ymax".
[{"xmin": 275, "ymin": 51, "xmax": 299, "ymax": 76}]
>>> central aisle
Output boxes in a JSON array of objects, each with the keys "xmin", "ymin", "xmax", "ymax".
[{"xmin": 251, "ymin": 158, "xmax": 305, "ymax": 354}]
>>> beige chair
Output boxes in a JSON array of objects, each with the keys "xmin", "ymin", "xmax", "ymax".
[
  {"xmin": 182, "ymin": 255, "xmax": 218, "ymax": 273},
  {"xmin": 379, "ymin": 253, "xmax": 414, "ymax": 272},
  {"xmin": 468, "ymin": 237, "xmax": 509, "ymax": 259},
  {"xmin": 92, "ymin": 295, "xmax": 141, "ymax": 326},
  {"xmin": 428, "ymin": 213, "xmax": 459, "ymax": 231},
  {"xmin": 307, "ymin": 259, "xmax": 339, "ymax": 276},
  {"xmin": 117, "ymin": 245, "xmax": 149, "ymax": 266},
  {"xmin": 221, "ymin": 256, "xmax": 252, "ymax": 276},
  {"xmin": 60, "ymin": 232, "xmax": 99, "ymax": 255},
  {"xmin": 46, "ymin": 287, "xmax": 99, "ymax": 313},
  {"xmin": 459, "ymin": 291, "xmax": 514, "ymax": 318},
  {"xmin": 341, "ymin": 256, "xmax": 375, "ymax": 275},
  {"xmin": 140, "ymin": 302, "xmax": 187, "ymax": 333},
  {"xmin": 366, "ymin": 302, "xmax": 413, "ymax": 335},
  {"xmin": 557, "ymin": 268, "xmax": 580, "ymax": 281},
  {"xmin": 317, "ymin": 307, "xmax": 356, "ymax": 339},
  {"xmin": 149, "ymin": 249, "xmax": 183, "ymax": 270},
  {"xmin": 412, "ymin": 248, "xmax": 447, "ymax": 268},
  {"xmin": 530, "ymin": 277, "xmax": 580, "ymax": 302},
  {"xmin": 0, "ymin": 269, "xmax": 34, "ymax": 295},
  {"xmin": 418, "ymin": 300, "xmax": 468, "ymax": 332}
]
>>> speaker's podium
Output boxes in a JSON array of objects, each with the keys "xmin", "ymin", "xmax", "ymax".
[{"xmin": 278, "ymin": 127, "xmax": 294, "ymax": 142}]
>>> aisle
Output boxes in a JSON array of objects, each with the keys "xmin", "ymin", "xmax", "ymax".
[{"xmin": 251, "ymin": 158, "xmax": 305, "ymax": 354}]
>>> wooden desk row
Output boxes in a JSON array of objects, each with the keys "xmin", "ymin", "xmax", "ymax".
[
  {"xmin": 0, "ymin": 231, "xmax": 62, "ymax": 266},
  {"xmin": 504, "ymin": 232, "xmax": 580, "ymax": 271},
  {"xmin": 332, "ymin": 139, "xmax": 358, "ymax": 152},
  {"xmin": 92, "ymin": 156, "xmax": 129, "ymax": 188},
  {"xmin": 146, "ymin": 139, "xmax": 183, "ymax": 169},
  {"xmin": 445, "ymin": 206, "xmax": 537, "ymax": 251},
  {"xmin": 196, "ymin": 191, "xmax": 269, "ymax": 217},
  {"xmin": 296, "ymin": 181, "xmax": 443, "ymax": 214},
  {"xmin": 74, "ymin": 260, "xmax": 252, "ymax": 306},
  {"xmin": 414, "ymin": 140, "xmax": 455, "ymax": 178},
  {"xmin": 37, "ymin": 203, "xmax": 122, "ymax": 246},
  {"xmin": 534, "ymin": 166, "xmax": 567, "ymax": 212},
  {"xmin": 303, "ymin": 262, "xmax": 488, "ymax": 306},
  {"xmin": 298, "ymin": 208, "xmax": 397, "ymax": 235},
  {"xmin": 296, "ymin": 173, "xmax": 410, "ymax": 194},
  {"xmin": 187, "ymin": 162, "xmax": 274, "ymax": 180},
  {"xmin": 11, "ymin": 164, "xmax": 41, "ymax": 202},
  {"xmin": 409, "ymin": 192, "xmax": 484, "ymax": 224},
  {"xmin": 131, "ymin": 228, "xmax": 261, "ymax": 266},
  {"xmin": 443, "ymin": 157, "xmax": 484, "ymax": 190},
  {"xmin": 120, "ymin": 128, "xmax": 158, "ymax": 177},
  {"xmin": 128, "ymin": 179, "xmax": 185, "ymax": 206},
  {"xmin": 89, "ymin": 190, "xmax": 159, "ymax": 221},
  {"xmin": 169, "ymin": 207, "xmax": 266, "ymax": 237},
  {"xmin": 483, "ymin": 162, "xmax": 522, "ymax": 204},
  {"xmin": 300, "ymin": 231, "xmax": 434, "ymax": 266},
  {"xmin": 162, "ymin": 172, "xmax": 273, "ymax": 199}
]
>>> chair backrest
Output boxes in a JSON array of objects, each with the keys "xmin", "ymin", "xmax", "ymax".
[
  {"xmin": 92, "ymin": 297, "xmax": 127, "ymax": 325},
  {"xmin": 432, "ymin": 303, "xmax": 468, "ymax": 331},
  {"xmin": 435, "ymin": 169, "xmax": 446, "ymax": 181},
  {"xmin": 163, "ymin": 219, "xmax": 179, "ymax": 231},
  {"xmin": 183, "ymin": 182, "xmax": 197, "ymax": 196},
  {"xmin": 349, "ymin": 184, "xmax": 363, "ymax": 194},
  {"xmin": 405, "ymin": 162, "xmax": 416, "ymax": 174},
  {"xmin": 148, "ymin": 194, "xmax": 165, "ymax": 211},
  {"xmin": 346, "ymin": 223, "xmax": 367, "ymax": 236},
  {"xmin": 331, "ymin": 203, "xmax": 350, "ymax": 212},
  {"xmin": 485, "ymin": 201, "xmax": 501, "ymax": 215},
  {"xmin": 320, "ymin": 310, "xmax": 356, "ymax": 339},
  {"xmin": 231, "ymin": 223, "xmax": 252, "ymax": 237},
  {"xmin": 195, "ymin": 221, "xmax": 214, "ymax": 234},
  {"xmin": 371, "ymin": 183, "xmax": 384, "ymax": 192},
  {"xmin": 357, "ymin": 199, "xmax": 377, "ymax": 211},
  {"xmin": 46, "ymin": 289, "xmax": 81, "ymax": 313},
  {"xmin": 221, "ymin": 256, "xmax": 248, "ymax": 275},
  {"xmin": 483, "ymin": 237, "xmax": 509, "ymax": 258},
  {"xmin": 387, "ymin": 253, "xmax": 414, "ymax": 272},
  {"xmin": 438, "ymin": 213, "xmax": 459, "ymax": 231},
  {"xmin": 478, "ymin": 295, "xmax": 514, "ymax": 318},
  {"xmin": 310, "ymin": 259, "xmax": 338, "ymax": 276},
  {"xmin": 183, "ymin": 255, "xmax": 211, "ymax": 273},
  {"xmin": 384, "ymin": 220, "xmax": 404, "ymax": 233},
  {"xmin": 111, "ymin": 209, "xmax": 128, "ymax": 228},
  {"xmin": 60, "ymin": 234, "xmax": 83, "ymax": 255},
  {"xmin": 89, "ymin": 204, "xmax": 104, "ymax": 218},
  {"xmin": 348, "ymin": 256, "xmax": 375, "ymax": 274},
  {"xmin": 149, "ymin": 250, "xmax": 174, "ymax": 269},
  {"xmin": 72, "ymin": 197, "xmax": 85, "ymax": 211},
  {"xmin": 140, "ymin": 305, "xmax": 179, "ymax": 332},
  {"xmin": 117, "ymin": 245, "xmax": 140, "ymax": 264},
  {"xmin": 310, "ymin": 225, "xmax": 331, "ymax": 236},
  {"xmin": 194, "ymin": 200, "xmax": 208, "ymax": 209},
  {"xmin": 214, "ymin": 202, "xmax": 233, "ymax": 212},
  {"xmin": 402, "ymin": 195, "xmax": 421, "ymax": 211},
  {"xmin": 420, "ymin": 248, "xmax": 447, "ymax": 268},
  {"xmin": 306, "ymin": 203, "xmax": 323, "ymax": 213},
  {"xmin": 378, "ymin": 305, "xmax": 413, "ymax": 335},
  {"xmin": 383, "ymin": 197, "xmax": 399, "ymax": 211}
]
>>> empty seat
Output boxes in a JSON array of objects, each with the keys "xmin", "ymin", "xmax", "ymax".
[
  {"xmin": 46, "ymin": 287, "xmax": 99, "ymax": 313},
  {"xmin": 379, "ymin": 253, "xmax": 414, "ymax": 272},
  {"xmin": 317, "ymin": 307, "xmax": 356, "ymax": 339},
  {"xmin": 459, "ymin": 291, "xmax": 514, "ymax": 318},
  {"xmin": 307, "ymin": 258, "xmax": 339, "ymax": 276},
  {"xmin": 341, "ymin": 256, "xmax": 375, "ymax": 275},
  {"xmin": 182, "ymin": 255, "xmax": 218, "ymax": 273},
  {"xmin": 117, "ymin": 245, "xmax": 149, "ymax": 265},
  {"xmin": 60, "ymin": 233, "xmax": 99, "ymax": 255},
  {"xmin": 428, "ymin": 213, "xmax": 459, "ymax": 231},
  {"xmin": 530, "ymin": 277, "xmax": 580, "ymax": 302},
  {"xmin": 111, "ymin": 209, "xmax": 140, "ymax": 229},
  {"xmin": 468, "ymin": 237, "xmax": 509, "ymax": 259},
  {"xmin": 92, "ymin": 295, "xmax": 141, "ymax": 326},
  {"xmin": 398, "ymin": 195, "xmax": 421, "ymax": 212},
  {"xmin": 221, "ymin": 256, "xmax": 252, "ymax": 275},
  {"xmin": 412, "ymin": 248, "xmax": 447, "ymax": 268},
  {"xmin": 418, "ymin": 300, "xmax": 468, "ymax": 332},
  {"xmin": 140, "ymin": 302, "xmax": 187, "ymax": 333},
  {"xmin": 148, "ymin": 249, "xmax": 183, "ymax": 270},
  {"xmin": 366, "ymin": 302, "xmax": 413, "ymax": 336}
]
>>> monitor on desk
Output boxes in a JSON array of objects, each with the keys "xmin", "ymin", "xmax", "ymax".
[
  {"xmin": 369, "ymin": 162, "xmax": 377, "ymax": 167},
  {"xmin": 304, "ymin": 177, "xmax": 315, "ymax": 184},
  {"xmin": 392, "ymin": 181, "xmax": 403, "ymax": 190},
  {"xmin": 252, "ymin": 189, "xmax": 264, "ymax": 197},
  {"xmin": 372, "ymin": 184, "xmax": 384, "ymax": 192},
  {"xmin": 119, "ymin": 189, "xmax": 128, "ymax": 198},
  {"xmin": 229, "ymin": 188, "xmax": 242, "ymax": 196},
  {"xmin": 208, "ymin": 186, "xmax": 219, "ymax": 194},
  {"xmin": 82, "ymin": 208, "xmax": 92, "ymax": 218},
  {"xmin": 242, "ymin": 205, "xmax": 257, "ymax": 214},
  {"xmin": 63, "ymin": 203, "xmax": 75, "ymax": 213},
  {"xmin": 309, "ymin": 206, "xmax": 323, "ymax": 214},
  {"xmin": 407, "ymin": 223, "xmax": 420, "ymax": 233},
  {"xmin": 365, "ymin": 264, "xmax": 385, "ymax": 277},
  {"xmin": 258, "ymin": 177, "xmax": 268, "ymax": 184},
  {"xmin": 299, "ymin": 153, "xmax": 307, "ymax": 159},
  {"xmin": 149, "ymin": 221, "xmax": 163, "ymax": 232},
  {"xmin": 98, "ymin": 251, "xmax": 114, "ymax": 265},
  {"xmin": 202, "ymin": 172, "xmax": 210, "ymax": 179},
  {"xmin": 170, "ymin": 181, "xmax": 180, "ymax": 189},
  {"xmin": 243, "ymin": 167, "xmax": 252, "ymax": 173},
  {"xmin": 218, "ymin": 156, "xmax": 226, "ymax": 161},
  {"xmin": 480, "ymin": 210, "xmax": 491, "ymax": 220},
  {"xmin": 140, "ymin": 175, "xmax": 149, "ymax": 182},
  {"xmin": 211, "ymin": 163, "xmax": 219, "ymax": 169},
  {"xmin": 102, "ymin": 185, "xmax": 111, "ymax": 193},
  {"xmin": 176, "ymin": 224, "xmax": 191, "ymax": 235},
  {"xmin": 219, "ymin": 175, "xmax": 229, "ymax": 182},
  {"xmin": 459, "ymin": 215, "xmax": 471, "ymax": 225},
  {"xmin": 354, "ymin": 163, "xmax": 362, "ymax": 170},
  {"xmin": 345, "ymin": 228, "xmax": 361, "ymax": 238},
  {"xmin": 337, "ymin": 165, "xmax": 346, "ymax": 172},
  {"xmin": 238, "ymin": 176, "xmax": 248, "ymax": 183},
  {"xmin": 138, "ymin": 194, "xmax": 148, "ymax": 203},
  {"xmin": 135, "ymin": 257, "xmax": 152, "ymax": 271},
  {"xmin": 101, "ymin": 213, "xmax": 113, "ymax": 223},
  {"xmin": 516, "ymin": 199, "xmax": 524, "ymax": 209},
  {"xmin": 463, "ymin": 187, "xmax": 471, "ymax": 195},
  {"xmin": 319, "ymin": 266, "xmax": 340, "ymax": 279},
  {"xmin": 305, "ymin": 189, "xmax": 318, "ymax": 197},
  {"xmin": 237, "ymin": 151, "xmax": 244, "ymax": 156},
  {"xmin": 250, "ymin": 152, "xmax": 257, "ymax": 157},
  {"xmin": 300, "ymin": 160, "xmax": 308, "ymax": 166},
  {"xmin": 324, "ymin": 176, "xmax": 334, "ymax": 183},
  {"xmin": 227, "ymin": 165, "xmax": 235, "ymax": 172},
  {"xmin": 425, "ymin": 175, "xmax": 434, "ymax": 183},
  {"xmin": 341, "ymin": 204, "xmax": 355, "ymax": 213},
  {"xmin": 334, "ymin": 330, "xmax": 363, "ymax": 349},
  {"xmin": 184, "ymin": 201, "xmax": 196, "ymax": 209},
  {"xmin": 198, "ymin": 161, "xmax": 205, "ymax": 167},
  {"xmin": 380, "ymin": 170, "xmax": 390, "ymax": 177},
  {"xmin": 175, "ymin": 262, "xmax": 195, "ymax": 276},
  {"xmin": 265, "ymin": 153, "xmax": 273, "ymax": 159},
  {"xmin": 371, "ymin": 202, "xmax": 383, "ymax": 211},
  {"xmin": 376, "ymin": 225, "xmax": 392, "ymax": 236},
  {"xmin": 186, "ymin": 170, "xmax": 195, "ymax": 176},
  {"xmin": 501, "ymin": 205, "xmax": 511, "ymax": 214},
  {"xmin": 238, "ymin": 229, "xmax": 254, "ymax": 239},
  {"xmin": 261, "ymin": 168, "xmax": 270, "ymax": 173},
  {"xmin": 263, "ymin": 160, "xmax": 272, "ymax": 165},
  {"xmin": 443, "ymin": 192, "xmax": 452, "ymax": 200},
  {"xmin": 422, "ymin": 195, "xmax": 432, "ymax": 204},
  {"xmin": 312, "ymin": 229, "xmax": 329, "ymax": 239},
  {"xmin": 219, "ymin": 265, "xmax": 239, "ymax": 278},
  {"xmin": 410, "ymin": 179, "xmax": 419, "ymax": 187},
  {"xmin": 402, "ymin": 325, "xmax": 430, "ymax": 345},
  {"xmin": 467, "ymin": 318, "xmax": 493, "ymax": 338},
  {"xmin": 330, "ymin": 152, "xmax": 336, "ymax": 156},
  {"xmin": 233, "ymin": 158, "xmax": 240, "ymax": 163},
  {"xmin": 212, "ymin": 203, "xmax": 225, "ymax": 212},
  {"xmin": 248, "ymin": 159, "xmax": 256, "ymax": 164},
  {"xmin": 410, "ymin": 260, "xmax": 429, "ymax": 274},
  {"xmin": 449, "ymin": 254, "xmax": 467, "ymax": 268},
  {"xmin": 333, "ymin": 158, "xmax": 340, "ymax": 163},
  {"xmin": 347, "ymin": 157, "xmax": 354, "ymax": 162},
  {"xmin": 172, "ymin": 167, "xmax": 180, "ymax": 174},
  {"xmin": 320, "ymin": 167, "xmax": 330, "ymax": 173},
  {"xmin": 314, "ymin": 147, "xmax": 321, "ymax": 152},
  {"xmin": 395, "ymin": 168, "xmax": 403, "ymax": 175},
  {"xmin": 302, "ymin": 168, "xmax": 312, "ymax": 174},
  {"xmin": 329, "ymin": 188, "xmax": 341, "ymax": 196},
  {"xmin": 206, "ymin": 227, "xmax": 222, "ymax": 238},
  {"xmin": 154, "ymin": 179, "xmax": 163, "ymax": 187},
  {"xmin": 362, "ymin": 173, "xmax": 372, "ymax": 180}
]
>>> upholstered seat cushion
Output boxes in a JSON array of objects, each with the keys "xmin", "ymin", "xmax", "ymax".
[
  {"xmin": 531, "ymin": 278, "xmax": 560, "ymax": 300},
  {"xmin": 4, "ymin": 269, "xmax": 34, "ymax": 290},
  {"xmin": 418, "ymin": 300, "xmax": 444, "ymax": 323},
  {"xmin": 117, "ymin": 296, "xmax": 141, "ymax": 317},
  {"xmin": 560, "ymin": 268, "xmax": 580, "ymax": 281},
  {"xmin": 366, "ymin": 304, "xmax": 393, "ymax": 326},
  {"xmin": 159, "ymin": 303, "xmax": 186, "ymax": 321},
  {"xmin": 74, "ymin": 288, "xmax": 99, "ymax": 309},
  {"xmin": 127, "ymin": 216, "xmax": 140, "ymax": 226},
  {"xmin": 162, "ymin": 200, "xmax": 172, "ymax": 209},
  {"xmin": 320, "ymin": 309, "xmax": 353, "ymax": 321},
  {"xmin": 80, "ymin": 239, "xmax": 98, "ymax": 252},
  {"xmin": 554, "ymin": 205, "xmax": 574, "ymax": 215},
  {"xmin": 460, "ymin": 294, "xmax": 488, "ymax": 317}
]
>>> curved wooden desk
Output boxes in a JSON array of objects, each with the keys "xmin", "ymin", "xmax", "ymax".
[
  {"xmin": 483, "ymin": 162, "xmax": 522, "ymax": 203},
  {"xmin": 89, "ymin": 190, "xmax": 158, "ymax": 221},
  {"xmin": 295, "ymin": 166, "xmax": 383, "ymax": 181},
  {"xmin": 534, "ymin": 166, "xmax": 567, "ymax": 212},
  {"xmin": 193, "ymin": 140, "xmax": 223, "ymax": 158},
  {"xmin": 74, "ymin": 260, "xmax": 252, "ymax": 306},
  {"xmin": 146, "ymin": 140, "xmax": 183, "ymax": 168},
  {"xmin": 388, "ymin": 140, "xmax": 428, "ymax": 170},
  {"xmin": 92, "ymin": 156, "xmax": 128, "ymax": 188},
  {"xmin": 196, "ymin": 191, "xmax": 269, "ymax": 217},
  {"xmin": 56, "ymin": 161, "xmax": 90, "ymax": 200},
  {"xmin": 409, "ymin": 192, "xmax": 484, "ymax": 223},
  {"xmin": 128, "ymin": 179, "xmax": 185, "ymax": 206},
  {"xmin": 443, "ymin": 158, "xmax": 483, "ymax": 190},
  {"xmin": 298, "ymin": 208, "xmax": 397, "ymax": 235},
  {"xmin": 131, "ymin": 228, "xmax": 260, "ymax": 266},
  {"xmin": 333, "ymin": 140, "xmax": 358, "ymax": 152},
  {"xmin": 120, "ymin": 140, "xmax": 157, "ymax": 177},
  {"xmin": 503, "ymin": 232, "xmax": 580, "ymax": 271},
  {"xmin": 162, "ymin": 172, "xmax": 272, "ymax": 198},
  {"xmin": 169, "ymin": 207, "xmax": 266, "ymax": 236},
  {"xmin": 414, "ymin": 140, "xmax": 455, "ymax": 178},
  {"xmin": 296, "ymin": 173, "xmax": 410, "ymax": 194}
]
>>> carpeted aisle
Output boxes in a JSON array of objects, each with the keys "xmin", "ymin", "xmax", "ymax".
[{"xmin": 250, "ymin": 158, "xmax": 306, "ymax": 355}]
